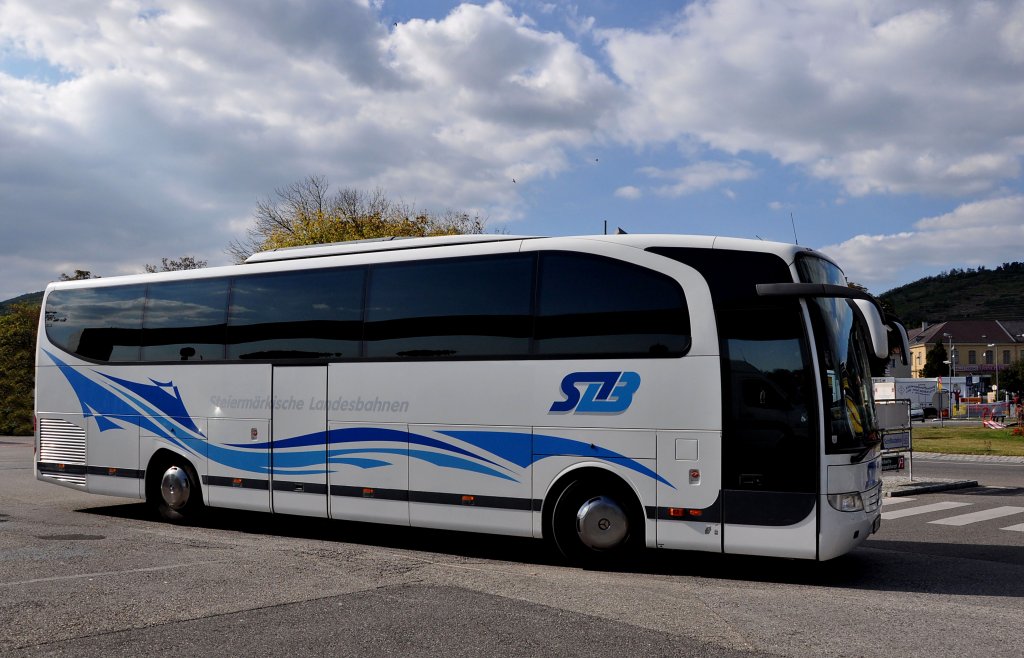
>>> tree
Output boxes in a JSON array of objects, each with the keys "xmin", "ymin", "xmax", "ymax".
[
  {"xmin": 921, "ymin": 341, "xmax": 948, "ymax": 378},
  {"xmin": 145, "ymin": 256, "xmax": 208, "ymax": 273},
  {"xmin": 1000, "ymin": 357, "xmax": 1024, "ymax": 399},
  {"xmin": 59, "ymin": 269, "xmax": 98, "ymax": 281},
  {"xmin": 0, "ymin": 303, "xmax": 39, "ymax": 435},
  {"xmin": 226, "ymin": 175, "xmax": 486, "ymax": 263}
]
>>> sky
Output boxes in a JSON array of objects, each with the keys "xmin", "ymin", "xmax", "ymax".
[{"xmin": 2, "ymin": 0, "xmax": 1023, "ymax": 301}]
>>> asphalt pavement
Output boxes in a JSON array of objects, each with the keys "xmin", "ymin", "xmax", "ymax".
[{"xmin": 2, "ymin": 434, "xmax": 1022, "ymax": 657}]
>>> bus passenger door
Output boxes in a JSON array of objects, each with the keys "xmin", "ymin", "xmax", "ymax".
[
  {"xmin": 271, "ymin": 366, "xmax": 328, "ymax": 518},
  {"xmin": 720, "ymin": 306, "xmax": 819, "ymax": 559}
]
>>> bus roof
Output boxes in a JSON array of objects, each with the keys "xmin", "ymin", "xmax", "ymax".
[
  {"xmin": 243, "ymin": 234, "xmax": 535, "ymax": 263},
  {"xmin": 244, "ymin": 233, "xmax": 827, "ymax": 266},
  {"xmin": 44, "ymin": 233, "xmax": 834, "ymax": 291}
]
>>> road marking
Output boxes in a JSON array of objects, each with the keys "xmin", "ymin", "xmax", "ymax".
[
  {"xmin": 881, "ymin": 501, "xmax": 971, "ymax": 520},
  {"xmin": 881, "ymin": 497, "xmax": 916, "ymax": 506},
  {"xmin": 0, "ymin": 561, "xmax": 223, "ymax": 587},
  {"xmin": 928, "ymin": 506, "xmax": 1024, "ymax": 526},
  {"xmin": 1000, "ymin": 523, "xmax": 1024, "ymax": 532}
]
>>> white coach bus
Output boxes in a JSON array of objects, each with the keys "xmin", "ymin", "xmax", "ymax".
[{"xmin": 35, "ymin": 234, "xmax": 907, "ymax": 563}]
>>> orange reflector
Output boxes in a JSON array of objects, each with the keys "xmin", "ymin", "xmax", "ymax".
[
  {"xmin": 688, "ymin": 509, "xmax": 702, "ymax": 517},
  {"xmin": 232, "ymin": 478, "xmax": 242, "ymax": 484},
  {"xmin": 668, "ymin": 508, "xmax": 685, "ymax": 518},
  {"xmin": 362, "ymin": 488, "xmax": 374, "ymax": 497},
  {"xmin": 108, "ymin": 468, "xmax": 117, "ymax": 475},
  {"xmin": 689, "ymin": 469, "xmax": 700, "ymax": 479},
  {"xmin": 461, "ymin": 495, "xmax": 475, "ymax": 504}
]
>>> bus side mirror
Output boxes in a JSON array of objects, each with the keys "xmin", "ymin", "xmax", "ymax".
[
  {"xmin": 887, "ymin": 321, "xmax": 909, "ymax": 366},
  {"xmin": 851, "ymin": 299, "xmax": 889, "ymax": 359}
]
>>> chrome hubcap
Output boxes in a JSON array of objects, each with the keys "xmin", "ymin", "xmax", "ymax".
[
  {"xmin": 576, "ymin": 495, "xmax": 628, "ymax": 550},
  {"xmin": 160, "ymin": 466, "xmax": 191, "ymax": 510}
]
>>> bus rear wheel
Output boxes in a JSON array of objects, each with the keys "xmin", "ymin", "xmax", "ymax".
[
  {"xmin": 551, "ymin": 477, "xmax": 641, "ymax": 565},
  {"xmin": 148, "ymin": 457, "xmax": 203, "ymax": 523}
]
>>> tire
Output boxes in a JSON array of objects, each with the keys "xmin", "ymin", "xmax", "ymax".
[
  {"xmin": 550, "ymin": 477, "xmax": 642, "ymax": 566},
  {"xmin": 148, "ymin": 458, "xmax": 203, "ymax": 523}
]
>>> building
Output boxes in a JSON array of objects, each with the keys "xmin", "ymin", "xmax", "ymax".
[{"xmin": 907, "ymin": 320, "xmax": 1024, "ymax": 394}]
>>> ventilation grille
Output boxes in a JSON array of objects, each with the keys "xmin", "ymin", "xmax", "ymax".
[
  {"xmin": 864, "ymin": 482, "xmax": 882, "ymax": 513},
  {"xmin": 39, "ymin": 418, "xmax": 86, "ymax": 464}
]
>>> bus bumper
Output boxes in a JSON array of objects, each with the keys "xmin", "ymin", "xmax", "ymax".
[{"xmin": 818, "ymin": 483, "xmax": 882, "ymax": 561}]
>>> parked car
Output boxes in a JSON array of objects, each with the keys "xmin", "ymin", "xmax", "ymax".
[{"xmin": 910, "ymin": 405, "xmax": 938, "ymax": 421}]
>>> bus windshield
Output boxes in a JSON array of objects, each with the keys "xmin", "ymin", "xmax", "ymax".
[{"xmin": 797, "ymin": 256, "xmax": 880, "ymax": 454}]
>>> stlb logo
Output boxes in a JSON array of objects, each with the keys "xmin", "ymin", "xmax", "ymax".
[{"xmin": 549, "ymin": 371, "xmax": 641, "ymax": 414}]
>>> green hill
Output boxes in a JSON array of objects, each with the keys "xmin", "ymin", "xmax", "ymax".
[
  {"xmin": 0, "ymin": 291, "xmax": 43, "ymax": 315},
  {"xmin": 879, "ymin": 262, "xmax": 1024, "ymax": 327}
]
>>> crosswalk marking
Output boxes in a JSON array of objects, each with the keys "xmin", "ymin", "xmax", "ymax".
[
  {"xmin": 928, "ymin": 506, "xmax": 1024, "ymax": 526},
  {"xmin": 881, "ymin": 501, "xmax": 971, "ymax": 520},
  {"xmin": 881, "ymin": 497, "xmax": 916, "ymax": 506},
  {"xmin": 1001, "ymin": 523, "xmax": 1024, "ymax": 532}
]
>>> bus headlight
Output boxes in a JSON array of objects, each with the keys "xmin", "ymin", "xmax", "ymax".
[{"xmin": 827, "ymin": 492, "xmax": 865, "ymax": 512}]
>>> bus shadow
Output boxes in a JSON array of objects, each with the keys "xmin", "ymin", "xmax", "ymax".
[
  {"xmin": 80, "ymin": 502, "xmax": 1024, "ymax": 597},
  {"xmin": 635, "ymin": 543, "xmax": 1024, "ymax": 598},
  {"xmin": 78, "ymin": 501, "xmax": 559, "ymax": 566}
]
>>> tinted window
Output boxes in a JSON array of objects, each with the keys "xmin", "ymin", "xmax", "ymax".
[
  {"xmin": 798, "ymin": 255, "xmax": 883, "ymax": 452},
  {"xmin": 365, "ymin": 254, "xmax": 534, "ymax": 358},
  {"xmin": 45, "ymin": 285, "xmax": 145, "ymax": 361},
  {"xmin": 795, "ymin": 254, "xmax": 843, "ymax": 287},
  {"xmin": 142, "ymin": 279, "xmax": 229, "ymax": 361},
  {"xmin": 228, "ymin": 267, "xmax": 365, "ymax": 360},
  {"xmin": 648, "ymin": 247, "xmax": 795, "ymax": 303},
  {"xmin": 718, "ymin": 305, "xmax": 817, "ymax": 493},
  {"xmin": 536, "ymin": 252, "xmax": 689, "ymax": 357}
]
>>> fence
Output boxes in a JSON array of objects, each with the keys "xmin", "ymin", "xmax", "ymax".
[{"xmin": 946, "ymin": 402, "xmax": 1017, "ymax": 420}]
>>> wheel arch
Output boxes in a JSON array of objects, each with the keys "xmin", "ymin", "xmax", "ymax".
[
  {"xmin": 145, "ymin": 448, "xmax": 204, "ymax": 506},
  {"xmin": 540, "ymin": 463, "xmax": 648, "ymax": 544}
]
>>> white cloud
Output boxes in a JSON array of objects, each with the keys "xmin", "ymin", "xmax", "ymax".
[
  {"xmin": 601, "ymin": 0, "xmax": 1024, "ymax": 197},
  {"xmin": 0, "ymin": 0, "xmax": 623, "ymax": 297},
  {"xmin": 639, "ymin": 160, "xmax": 755, "ymax": 197},
  {"xmin": 614, "ymin": 185, "xmax": 642, "ymax": 199},
  {"xmin": 2, "ymin": 0, "xmax": 1024, "ymax": 301},
  {"xmin": 820, "ymin": 195, "xmax": 1024, "ymax": 292}
]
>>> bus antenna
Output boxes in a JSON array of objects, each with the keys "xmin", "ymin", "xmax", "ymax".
[{"xmin": 790, "ymin": 212, "xmax": 799, "ymax": 245}]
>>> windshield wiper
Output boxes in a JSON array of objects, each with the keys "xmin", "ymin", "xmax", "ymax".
[{"xmin": 848, "ymin": 436, "xmax": 881, "ymax": 464}]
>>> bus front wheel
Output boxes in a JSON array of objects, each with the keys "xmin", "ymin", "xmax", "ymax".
[
  {"xmin": 550, "ymin": 477, "xmax": 641, "ymax": 565},
  {"xmin": 147, "ymin": 457, "xmax": 203, "ymax": 523}
]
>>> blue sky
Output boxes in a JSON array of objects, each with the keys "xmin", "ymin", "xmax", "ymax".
[{"xmin": 2, "ymin": 0, "xmax": 1023, "ymax": 301}]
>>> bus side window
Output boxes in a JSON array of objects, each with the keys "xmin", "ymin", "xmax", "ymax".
[
  {"xmin": 227, "ymin": 267, "xmax": 365, "ymax": 360},
  {"xmin": 364, "ymin": 254, "xmax": 534, "ymax": 359},
  {"xmin": 535, "ymin": 252, "xmax": 690, "ymax": 357},
  {"xmin": 45, "ymin": 285, "xmax": 146, "ymax": 362},
  {"xmin": 142, "ymin": 278, "xmax": 229, "ymax": 362}
]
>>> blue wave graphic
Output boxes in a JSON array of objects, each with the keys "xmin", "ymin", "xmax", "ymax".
[
  {"xmin": 441, "ymin": 429, "xmax": 673, "ymax": 488},
  {"xmin": 45, "ymin": 353, "xmax": 671, "ymax": 488},
  {"xmin": 97, "ymin": 371, "xmax": 203, "ymax": 435}
]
